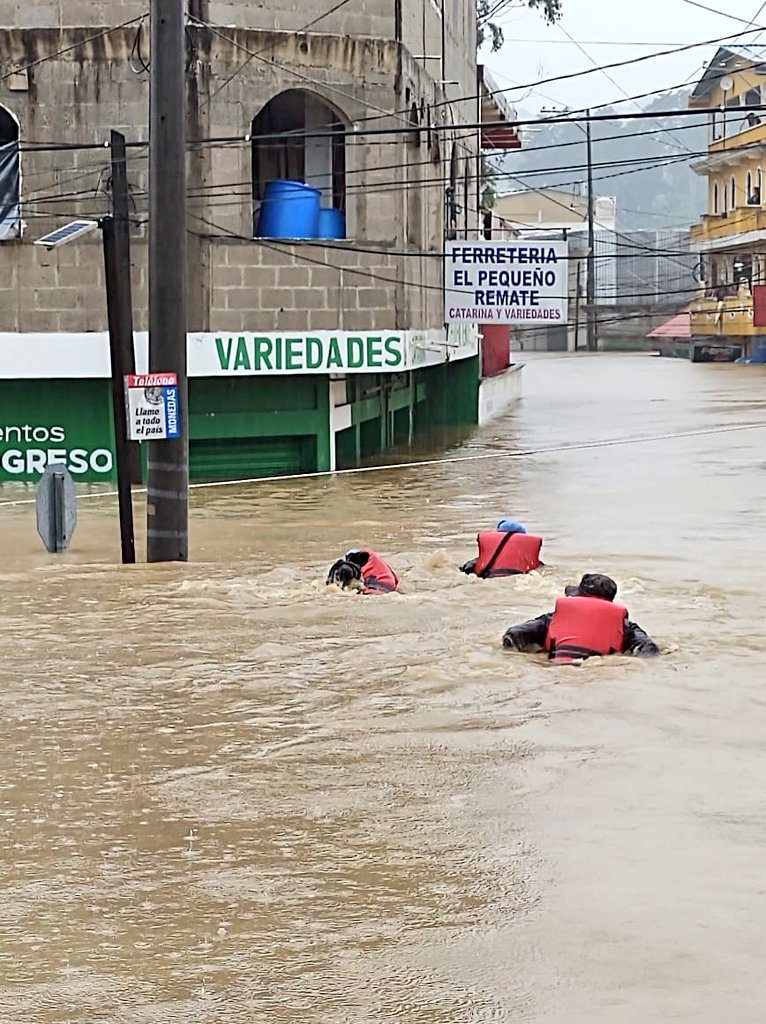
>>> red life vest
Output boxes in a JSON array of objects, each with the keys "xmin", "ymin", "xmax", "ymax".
[
  {"xmin": 355, "ymin": 549, "xmax": 399, "ymax": 595},
  {"xmin": 474, "ymin": 531, "xmax": 543, "ymax": 577},
  {"xmin": 545, "ymin": 596, "xmax": 627, "ymax": 664}
]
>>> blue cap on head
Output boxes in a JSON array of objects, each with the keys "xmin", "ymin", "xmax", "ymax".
[{"xmin": 497, "ymin": 519, "xmax": 526, "ymax": 534}]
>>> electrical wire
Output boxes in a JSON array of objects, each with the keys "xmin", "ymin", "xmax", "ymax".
[
  {"xmin": 554, "ymin": 23, "xmax": 697, "ymax": 157},
  {"xmin": 289, "ymin": 23, "xmax": 766, "ymax": 129},
  {"xmin": 0, "ymin": 14, "xmax": 149, "ymax": 83},
  {"xmin": 187, "ymin": 12, "xmax": 418, "ymax": 135},
  {"xmin": 2, "ymin": 421, "xmax": 765, "ymax": 511},
  {"xmin": 202, "ymin": 0, "xmax": 358, "ymax": 109},
  {"xmin": 679, "ymin": 0, "xmax": 765, "ymax": 26}
]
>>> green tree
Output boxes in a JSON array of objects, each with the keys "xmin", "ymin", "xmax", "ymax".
[{"xmin": 478, "ymin": 0, "xmax": 562, "ymax": 52}]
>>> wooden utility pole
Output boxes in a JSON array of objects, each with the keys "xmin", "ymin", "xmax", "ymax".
[
  {"xmin": 101, "ymin": 129, "xmax": 139, "ymax": 564},
  {"xmin": 146, "ymin": 0, "xmax": 189, "ymax": 562},
  {"xmin": 585, "ymin": 110, "xmax": 597, "ymax": 352}
]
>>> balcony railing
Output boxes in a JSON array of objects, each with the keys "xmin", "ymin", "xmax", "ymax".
[
  {"xmin": 691, "ymin": 293, "xmax": 756, "ymax": 335},
  {"xmin": 690, "ymin": 206, "xmax": 766, "ymax": 243}
]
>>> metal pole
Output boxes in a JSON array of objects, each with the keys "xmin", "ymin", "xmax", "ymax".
[
  {"xmin": 586, "ymin": 110, "xmax": 597, "ymax": 352},
  {"xmin": 109, "ymin": 129, "xmax": 141, "ymax": 486},
  {"xmin": 147, "ymin": 0, "xmax": 189, "ymax": 562},
  {"xmin": 53, "ymin": 471, "xmax": 65, "ymax": 554},
  {"xmin": 574, "ymin": 260, "xmax": 581, "ymax": 352},
  {"xmin": 102, "ymin": 214, "xmax": 136, "ymax": 564}
]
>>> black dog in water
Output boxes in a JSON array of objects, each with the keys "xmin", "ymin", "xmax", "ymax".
[{"xmin": 325, "ymin": 558, "xmax": 364, "ymax": 591}]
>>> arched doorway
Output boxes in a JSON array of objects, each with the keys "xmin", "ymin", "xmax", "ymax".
[
  {"xmin": 0, "ymin": 106, "xmax": 20, "ymax": 240},
  {"xmin": 251, "ymin": 89, "xmax": 347, "ymax": 235}
]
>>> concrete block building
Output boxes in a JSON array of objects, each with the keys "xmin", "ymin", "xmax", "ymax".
[{"xmin": 0, "ymin": 0, "xmax": 517, "ymax": 483}]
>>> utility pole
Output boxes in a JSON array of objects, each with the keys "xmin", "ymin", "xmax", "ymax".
[
  {"xmin": 147, "ymin": 0, "xmax": 189, "ymax": 562},
  {"xmin": 585, "ymin": 109, "xmax": 597, "ymax": 352},
  {"xmin": 101, "ymin": 129, "xmax": 139, "ymax": 564}
]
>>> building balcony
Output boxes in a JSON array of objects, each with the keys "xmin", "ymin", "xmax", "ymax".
[
  {"xmin": 690, "ymin": 206, "xmax": 766, "ymax": 246},
  {"xmin": 709, "ymin": 116, "xmax": 766, "ymax": 155},
  {"xmin": 690, "ymin": 292, "xmax": 759, "ymax": 336}
]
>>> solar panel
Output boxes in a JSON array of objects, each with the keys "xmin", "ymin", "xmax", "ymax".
[{"xmin": 34, "ymin": 220, "xmax": 99, "ymax": 248}]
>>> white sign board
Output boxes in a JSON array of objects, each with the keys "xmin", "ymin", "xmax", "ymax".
[
  {"xmin": 0, "ymin": 329, "xmax": 480, "ymax": 379},
  {"xmin": 124, "ymin": 373, "xmax": 181, "ymax": 441},
  {"xmin": 444, "ymin": 240, "xmax": 568, "ymax": 324}
]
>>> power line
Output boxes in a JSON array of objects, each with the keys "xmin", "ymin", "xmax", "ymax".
[
  {"xmin": 2, "ymin": 421, "xmax": 764, "ymax": 511},
  {"xmin": 679, "ymin": 0, "xmax": 764, "ymax": 27},
  {"xmin": 202, "ymin": 0, "xmax": 358, "ymax": 109},
  {"xmin": 0, "ymin": 14, "xmax": 148, "ymax": 82},
  {"xmin": 322, "ymin": 24, "xmax": 766, "ymax": 128},
  {"xmin": 188, "ymin": 12, "xmax": 417, "ymax": 135},
  {"xmin": 554, "ymin": 24, "xmax": 697, "ymax": 157},
  {"xmin": 12, "ymin": 100, "xmax": 762, "ymax": 158}
]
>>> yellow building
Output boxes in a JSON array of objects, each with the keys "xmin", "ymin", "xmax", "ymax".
[{"xmin": 689, "ymin": 47, "xmax": 766, "ymax": 355}]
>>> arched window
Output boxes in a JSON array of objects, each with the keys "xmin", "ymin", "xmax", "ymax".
[
  {"xmin": 0, "ymin": 106, "xmax": 20, "ymax": 240},
  {"xmin": 408, "ymin": 102, "xmax": 421, "ymax": 148},
  {"xmin": 731, "ymin": 175, "xmax": 737, "ymax": 209},
  {"xmin": 713, "ymin": 182, "xmax": 719, "ymax": 214},
  {"xmin": 251, "ymin": 89, "xmax": 347, "ymax": 238},
  {"xmin": 747, "ymin": 171, "xmax": 753, "ymax": 202}
]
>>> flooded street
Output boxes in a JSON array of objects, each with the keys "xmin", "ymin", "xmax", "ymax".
[{"xmin": 1, "ymin": 352, "xmax": 766, "ymax": 1022}]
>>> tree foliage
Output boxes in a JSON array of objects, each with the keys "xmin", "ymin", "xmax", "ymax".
[{"xmin": 478, "ymin": 0, "xmax": 562, "ymax": 53}]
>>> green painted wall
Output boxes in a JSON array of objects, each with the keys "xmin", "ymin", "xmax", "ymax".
[
  {"xmin": 188, "ymin": 376, "xmax": 330, "ymax": 479},
  {"xmin": 335, "ymin": 356, "xmax": 480, "ymax": 469}
]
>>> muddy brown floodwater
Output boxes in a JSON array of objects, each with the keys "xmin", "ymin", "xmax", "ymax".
[{"xmin": 1, "ymin": 352, "xmax": 766, "ymax": 1023}]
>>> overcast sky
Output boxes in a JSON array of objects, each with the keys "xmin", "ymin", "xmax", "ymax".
[{"xmin": 483, "ymin": 0, "xmax": 766, "ymax": 114}]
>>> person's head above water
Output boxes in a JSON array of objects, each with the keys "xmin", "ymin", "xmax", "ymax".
[
  {"xmin": 345, "ymin": 549, "xmax": 370, "ymax": 568},
  {"xmin": 564, "ymin": 573, "xmax": 618, "ymax": 602},
  {"xmin": 496, "ymin": 519, "xmax": 527, "ymax": 534}
]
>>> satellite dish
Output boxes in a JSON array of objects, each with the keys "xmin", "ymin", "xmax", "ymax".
[{"xmin": 720, "ymin": 75, "xmax": 734, "ymax": 93}]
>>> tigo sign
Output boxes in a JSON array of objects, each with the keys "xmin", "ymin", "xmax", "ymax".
[{"xmin": 444, "ymin": 240, "xmax": 568, "ymax": 324}]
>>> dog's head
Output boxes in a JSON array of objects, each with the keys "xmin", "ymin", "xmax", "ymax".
[{"xmin": 326, "ymin": 559, "xmax": 363, "ymax": 589}]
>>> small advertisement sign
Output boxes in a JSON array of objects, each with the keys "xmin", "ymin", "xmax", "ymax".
[{"xmin": 124, "ymin": 373, "xmax": 180, "ymax": 441}]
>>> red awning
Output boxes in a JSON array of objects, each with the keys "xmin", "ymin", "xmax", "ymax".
[
  {"xmin": 480, "ymin": 125, "xmax": 521, "ymax": 150},
  {"xmin": 478, "ymin": 66, "xmax": 522, "ymax": 151},
  {"xmin": 646, "ymin": 307, "xmax": 691, "ymax": 339}
]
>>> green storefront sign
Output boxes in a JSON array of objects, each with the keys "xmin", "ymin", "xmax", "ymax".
[
  {"xmin": 213, "ymin": 334, "xmax": 406, "ymax": 374},
  {"xmin": 0, "ymin": 381, "xmax": 114, "ymax": 484}
]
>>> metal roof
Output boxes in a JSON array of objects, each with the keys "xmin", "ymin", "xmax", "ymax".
[{"xmin": 691, "ymin": 46, "xmax": 766, "ymax": 99}]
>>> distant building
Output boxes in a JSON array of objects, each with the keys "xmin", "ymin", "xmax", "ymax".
[
  {"xmin": 688, "ymin": 45, "xmax": 766, "ymax": 358},
  {"xmin": 492, "ymin": 188, "xmax": 615, "ymax": 230}
]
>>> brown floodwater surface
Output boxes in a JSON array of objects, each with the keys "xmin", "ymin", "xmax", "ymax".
[{"xmin": 1, "ymin": 353, "xmax": 765, "ymax": 1022}]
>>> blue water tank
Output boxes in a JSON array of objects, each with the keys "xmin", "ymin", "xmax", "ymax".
[
  {"xmin": 256, "ymin": 180, "xmax": 320, "ymax": 239},
  {"xmin": 317, "ymin": 207, "xmax": 346, "ymax": 240}
]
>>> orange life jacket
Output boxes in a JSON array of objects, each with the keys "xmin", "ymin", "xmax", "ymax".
[
  {"xmin": 474, "ymin": 531, "xmax": 543, "ymax": 577},
  {"xmin": 355, "ymin": 549, "xmax": 399, "ymax": 594},
  {"xmin": 545, "ymin": 595, "xmax": 627, "ymax": 664}
]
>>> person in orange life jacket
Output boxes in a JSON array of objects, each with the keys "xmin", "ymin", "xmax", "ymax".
[
  {"xmin": 502, "ymin": 573, "xmax": 659, "ymax": 662},
  {"xmin": 460, "ymin": 519, "xmax": 544, "ymax": 577},
  {"xmin": 325, "ymin": 548, "xmax": 399, "ymax": 595}
]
